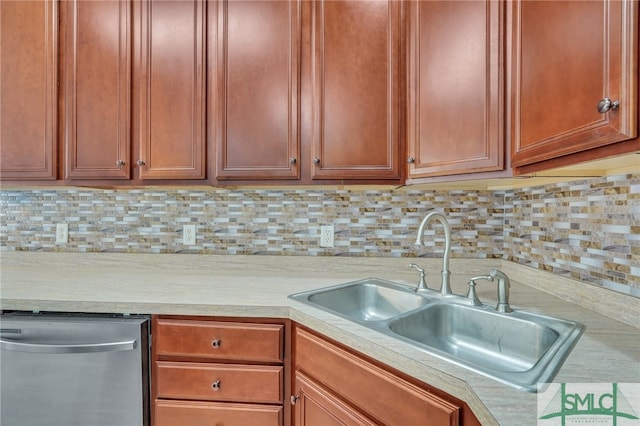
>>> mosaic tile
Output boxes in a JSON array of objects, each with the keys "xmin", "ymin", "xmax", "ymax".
[{"xmin": 0, "ymin": 173, "xmax": 638, "ymax": 296}]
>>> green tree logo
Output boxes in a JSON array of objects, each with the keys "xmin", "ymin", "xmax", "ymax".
[{"xmin": 539, "ymin": 383, "xmax": 639, "ymax": 425}]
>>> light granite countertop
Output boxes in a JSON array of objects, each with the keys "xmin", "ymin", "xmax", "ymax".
[{"xmin": 1, "ymin": 251, "xmax": 639, "ymax": 426}]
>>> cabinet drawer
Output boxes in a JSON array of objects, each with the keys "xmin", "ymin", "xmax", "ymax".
[
  {"xmin": 155, "ymin": 399, "xmax": 282, "ymax": 426},
  {"xmin": 155, "ymin": 319, "xmax": 284, "ymax": 363},
  {"xmin": 156, "ymin": 361, "xmax": 283, "ymax": 404}
]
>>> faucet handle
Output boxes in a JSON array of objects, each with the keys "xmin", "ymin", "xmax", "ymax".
[
  {"xmin": 466, "ymin": 275, "xmax": 493, "ymax": 306},
  {"xmin": 409, "ymin": 263, "xmax": 428, "ymax": 292}
]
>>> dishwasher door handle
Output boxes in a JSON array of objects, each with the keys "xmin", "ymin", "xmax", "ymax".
[{"xmin": 0, "ymin": 338, "xmax": 137, "ymax": 354}]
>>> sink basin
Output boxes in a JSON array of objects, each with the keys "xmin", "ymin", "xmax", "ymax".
[
  {"xmin": 289, "ymin": 278, "xmax": 585, "ymax": 392},
  {"xmin": 289, "ymin": 278, "xmax": 430, "ymax": 322},
  {"xmin": 388, "ymin": 302, "xmax": 585, "ymax": 391}
]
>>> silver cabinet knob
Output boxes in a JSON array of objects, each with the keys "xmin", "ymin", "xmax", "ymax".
[
  {"xmin": 211, "ymin": 339, "xmax": 221, "ymax": 348},
  {"xmin": 313, "ymin": 157, "xmax": 320, "ymax": 165},
  {"xmin": 597, "ymin": 97, "xmax": 620, "ymax": 113},
  {"xmin": 136, "ymin": 160, "xmax": 146, "ymax": 166},
  {"xmin": 211, "ymin": 380, "xmax": 221, "ymax": 391},
  {"xmin": 407, "ymin": 156, "xmax": 415, "ymax": 164},
  {"xmin": 290, "ymin": 157, "xmax": 297, "ymax": 165},
  {"xmin": 115, "ymin": 160, "xmax": 125, "ymax": 167}
]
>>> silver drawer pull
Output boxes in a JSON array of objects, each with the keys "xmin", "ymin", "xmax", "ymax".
[
  {"xmin": 211, "ymin": 339, "xmax": 221, "ymax": 348},
  {"xmin": 211, "ymin": 380, "xmax": 221, "ymax": 391}
]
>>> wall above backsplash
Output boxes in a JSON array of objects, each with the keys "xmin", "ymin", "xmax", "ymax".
[{"xmin": 1, "ymin": 173, "xmax": 638, "ymax": 297}]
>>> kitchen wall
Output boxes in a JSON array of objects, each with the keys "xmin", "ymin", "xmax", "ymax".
[{"xmin": 1, "ymin": 172, "xmax": 638, "ymax": 297}]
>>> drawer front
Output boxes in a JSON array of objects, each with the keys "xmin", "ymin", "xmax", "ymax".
[
  {"xmin": 155, "ymin": 319, "xmax": 284, "ymax": 363},
  {"xmin": 156, "ymin": 361, "xmax": 283, "ymax": 404},
  {"xmin": 155, "ymin": 399, "xmax": 282, "ymax": 426}
]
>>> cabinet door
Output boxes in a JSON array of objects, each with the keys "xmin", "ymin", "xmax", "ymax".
[
  {"xmin": 407, "ymin": 0, "xmax": 504, "ymax": 179},
  {"xmin": 294, "ymin": 327, "xmax": 460, "ymax": 426},
  {"xmin": 0, "ymin": 0, "xmax": 58, "ymax": 180},
  {"xmin": 310, "ymin": 0, "xmax": 402, "ymax": 180},
  {"xmin": 138, "ymin": 0, "xmax": 206, "ymax": 179},
  {"xmin": 510, "ymin": 0, "xmax": 637, "ymax": 168},
  {"xmin": 62, "ymin": 0, "xmax": 131, "ymax": 179},
  {"xmin": 293, "ymin": 372, "xmax": 376, "ymax": 426},
  {"xmin": 215, "ymin": 0, "xmax": 301, "ymax": 180}
]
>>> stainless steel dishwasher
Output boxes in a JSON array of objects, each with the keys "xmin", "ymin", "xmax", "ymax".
[{"xmin": 0, "ymin": 312, "xmax": 150, "ymax": 426}]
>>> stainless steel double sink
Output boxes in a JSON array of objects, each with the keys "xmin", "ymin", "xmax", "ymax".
[{"xmin": 289, "ymin": 278, "xmax": 585, "ymax": 392}]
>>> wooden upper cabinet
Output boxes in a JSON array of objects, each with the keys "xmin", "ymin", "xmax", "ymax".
[
  {"xmin": 510, "ymin": 0, "xmax": 638, "ymax": 168},
  {"xmin": 406, "ymin": 0, "xmax": 504, "ymax": 179},
  {"xmin": 138, "ymin": 0, "xmax": 206, "ymax": 180},
  {"xmin": 0, "ymin": 0, "xmax": 58, "ymax": 180},
  {"xmin": 62, "ymin": 0, "xmax": 131, "ymax": 179},
  {"xmin": 215, "ymin": 0, "xmax": 301, "ymax": 180},
  {"xmin": 310, "ymin": 0, "xmax": 402, "ymax": 181}
]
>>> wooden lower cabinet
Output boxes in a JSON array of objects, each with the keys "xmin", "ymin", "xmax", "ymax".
[
  {"xmin": 152, "ymin": 316, "xmax": 287, "ymax": 426},
  {"xmin": 293, "ymin": 325, "xmax": 478, "ymax": 426},
  {"xmin": 152, "ymin": 317, "xmax": 479, "ymax": 426}
]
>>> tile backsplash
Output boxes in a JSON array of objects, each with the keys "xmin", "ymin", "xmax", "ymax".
[{"xmin": 1, "ymin": 173, "xmax": 638, "ymax": 296}]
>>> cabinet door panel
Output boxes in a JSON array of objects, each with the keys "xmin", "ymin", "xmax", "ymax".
[
  {"xmin": 294, "ymin": 327, "xmax": 460, "ymax": 426},
  {"xmin": 0, "ymin": 0, "xmax": 57, "ymax": 180},
  {"xmin": 138, "ymin": 0, "xmax": 206, "ymax": 179},
  {"xmin": 63, "ymin": 0, "xmax": 131, "ymax": 179},
  {"xmin": 407, "ymin": 0, "xmax": 503, "ymax": 178},
  {"xmin": 294, "ymin": 372, "xmax": 377, "ymax": 426},
  {"xmin": 216, "ymin": 0, "xmax": 300, "ymax": 180},
  {"xmin": 311, "ymin": 0, "xmax": 401, "ymax": 180},
  {"xmin": 510, "ymin": 0, "xmax": 637, "ymax": 167}
]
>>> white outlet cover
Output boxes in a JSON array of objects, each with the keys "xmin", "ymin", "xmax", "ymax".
[
  {"xmin": 55, "ymin": 223, "xmax": 68, "ymax": 244},
  {"xmin": 183, "ymin": 224, "xmax": 196, "ymax": 245},
  {"xmin": 320, "ymin": 225, "xmax": 334, "ymax": 247}
]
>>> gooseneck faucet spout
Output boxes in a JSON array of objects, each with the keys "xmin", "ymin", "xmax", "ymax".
[{"xmin": 414, "ymin": 212, "xmax": 452, "ymax": 295}]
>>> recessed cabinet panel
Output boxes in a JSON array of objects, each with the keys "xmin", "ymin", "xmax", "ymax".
[
  {"xmin": 294, "ymin": 372, "xmax": 377, "ymax": 426},
  {"xmin": 311, "ymin": 0, "xmax": 401, "ymax": 180},
  {"xmin": 407, "ymin": 0, "xmax": 504, "ymax": 179},
  {"xmin": 138, "ymin": 0, "xmax": 206, "ymax": 179},
  {"xmin": 216, "ymin": 0, "xmax": 300, "ymax": 180},
  {"xmin": 0, "ymin": 0, "xmax": 57, "ymax": 180},
  {"xmin": 63, "ymin": 0, "xmax": 131, "ymax": 179},
  {"xmin": 510, "ymin": 0, "xmax": 637, "ymax": 167}
]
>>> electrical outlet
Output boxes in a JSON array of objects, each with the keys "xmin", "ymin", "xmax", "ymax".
[
  {"xmin": 320, "ymin": 225, "xmax": 334, "ymax": 247},
  {"xmin": 56, "ymin": 223, "xmax": 68, "ymax": 244},
  {"xmin": 183, "ymin": 224, "xmax": 196, "ymax": 246}
]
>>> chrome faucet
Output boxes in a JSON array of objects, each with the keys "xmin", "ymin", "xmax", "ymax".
[
  {"xmin": 414, "ymin": 212, "xmax": 452, "ymax": 296},
  {"xmin": 490, "ymin": 268, "xmax": 513, "ymax": 313}
]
